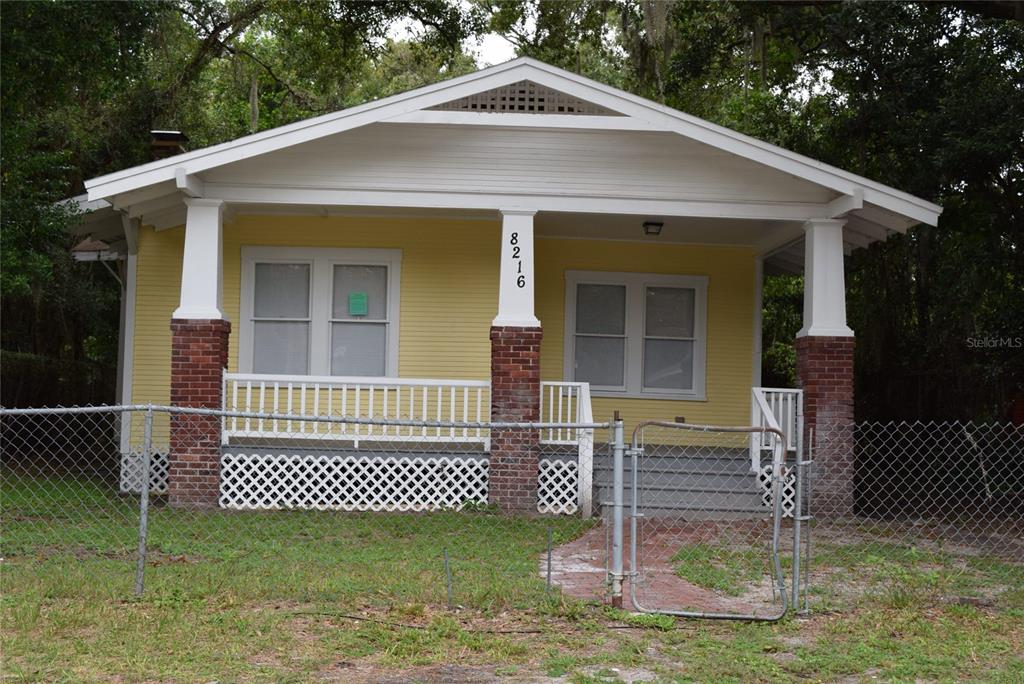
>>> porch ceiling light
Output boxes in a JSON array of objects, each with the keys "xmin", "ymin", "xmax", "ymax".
[{"xmin": 643, "ymin": 221, "xmax": 663, "ymax": 236}]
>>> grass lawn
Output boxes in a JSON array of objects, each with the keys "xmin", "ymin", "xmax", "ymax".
[{"xmin": 3, "ymin": 475, "xmax": 1023, "ymax": 682}]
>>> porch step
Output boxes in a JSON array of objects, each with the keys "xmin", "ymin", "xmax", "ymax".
[{"xmin": 593, "ymin": 452, "xmax": 768, "ymax": 519}]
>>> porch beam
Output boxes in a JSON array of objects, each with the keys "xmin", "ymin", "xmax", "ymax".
[
  {"xmin": 797, "ymin": 219, "xmax": 853, "ymax": 338},
  {"xmin": 825, "ymin": 189, "xmax": 863, "ymax": 218},
  {"xmin": 382, "ymin": 110, "xmax": 660, "ymax": 131},
  {"xmin": 202, "ymin": 184, "xmax": 842, "ymax": 222},
  {"xmin": 175, "ymin": 168, "xmax": 205, "ymax": 198},
  {"xmin": 493, "ymin": 210, "xmax": 540, "ymax": 327},
  {"xmin": 172, "ymin": 198, "xmax": 225, "ymax": 320}
]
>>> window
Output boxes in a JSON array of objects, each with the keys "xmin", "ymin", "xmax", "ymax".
[
  {"xmin": 564, "ymin": 271, "xmax": 707, "ymax": 399},
  {"xmin": 240, "ymin": 247, "xmax": 401, "ymax": 376}
]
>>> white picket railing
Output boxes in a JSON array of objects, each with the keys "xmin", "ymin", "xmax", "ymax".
[
  {"xmin": 222, "ymin": 373, "xmax": 595, "ymax": 516},
  {"xmin": 222, "ymin": 374, "xmax": 491, "ymax": 447},
  {"xmin": 539, "ymin": 381, "xmax": 594, "ymax": 517},
  {"xmin": 750, "ymin": 387, "xmax": 802, "ymax": 473}
]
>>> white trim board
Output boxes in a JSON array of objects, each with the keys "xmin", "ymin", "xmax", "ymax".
[
  {"xmin": 84, "ymin": 57, "xmax": 941, "ymax": 229},
  {"xmin": 238, "ymin": 246, "xmax": 402, "ymax": 376}
]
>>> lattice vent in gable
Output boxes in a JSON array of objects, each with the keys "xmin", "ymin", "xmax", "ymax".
[{"xmin": 428, "ymin": 80, "xmax": 623, "ymax": 116}]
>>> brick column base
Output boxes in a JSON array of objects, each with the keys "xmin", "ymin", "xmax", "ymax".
[
  {"xmin": 796, "ymin": 335, "xmax": 855, "ymax": 518},
  {"xmin": 168, "ymin": 319, "xmax": 231, "ymax": 508},
  {"xmin": 489, "ymin": 326, "xmax": 542, "ymax": 513}
]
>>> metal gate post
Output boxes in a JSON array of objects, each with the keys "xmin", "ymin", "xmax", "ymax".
[
  {"xmin": 609, "ymin": 412, "xmax": 625, "ymax": 608},
  {"xmin": 792, "ymin": 401, "xmax": 805, "ymax": 609},
  {"xmin": 134, "ymin": 406, "xmax": 154, "ymax": 597}
]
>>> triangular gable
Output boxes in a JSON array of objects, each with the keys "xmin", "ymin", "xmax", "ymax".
[
  {"xmin": 84, "ymin": 56, "xmax": 941, "ymax": 228},
  {"xmin": 427, "ymin": 80, "xmax": 624, "ymax": 116}
]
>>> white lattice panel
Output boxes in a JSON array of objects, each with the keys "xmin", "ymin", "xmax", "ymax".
[
  {"xmin": 758, "ymin": 464, "xmax": 796, "ymax": 518},
  {"xmin": 219, "ymin": 452, "xmax": 489, "ymax": 512},
  {"xmin": 119, "ymin": 447, "xmax": 169, "ymax": 494},
  {"xmin": 538, "ymin": 458, "xmax": 578, "ymax": 515},
  {"xmin": 429, "ymin": 80, "xmax": 621, "ymax": 116}
]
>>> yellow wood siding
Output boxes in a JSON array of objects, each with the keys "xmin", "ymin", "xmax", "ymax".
[
  {"xmin": 129, "ymin": 216, "xmax": 754, "ymax": 435},
  {"xmin": 535, "ymin": 237, "xmax": 755, "ymax": 428}
]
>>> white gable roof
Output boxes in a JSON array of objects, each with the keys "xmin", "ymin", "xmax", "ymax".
[{"xmin": 84, "ymin": 57, "xmax": 940, "ymax": 228}]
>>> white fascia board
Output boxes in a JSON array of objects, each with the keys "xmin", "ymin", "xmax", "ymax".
[
  {"xmin": 203, "ymin": 184, "xmax": 838, "ymax": 221},
  {"xmin": 84, "ymin": 59, "xmax": 536, "ymax": 201}
]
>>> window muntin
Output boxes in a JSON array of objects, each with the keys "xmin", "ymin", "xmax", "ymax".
[{"xmin": 565, "ymin": 272, "xmax": 707, "ymax": 399}]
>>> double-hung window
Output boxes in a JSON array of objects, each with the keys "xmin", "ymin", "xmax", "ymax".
[
  {"xmin": 565, "ymin": 271, "xmax": 707, "ymax": 399},
  {"xmin": 240, "ymin": 247, "xmax": 401, "ymax": 376}
]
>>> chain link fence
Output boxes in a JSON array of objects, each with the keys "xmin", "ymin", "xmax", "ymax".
[
  {"xmin": 2, "ymin": 405, "xmax": 1021, "ymax": 618},
  {"xmin": 2, "ymin": 405, "xmax": 607, "ymax": 612},
  {"xmin": 806, "ymin": 421, "xmax": 1023, "ymax": 611}
]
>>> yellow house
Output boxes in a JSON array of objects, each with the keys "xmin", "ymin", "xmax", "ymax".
[{"xmin": 74, "ymin": 58, "xmax": 941, "ymax": 516}]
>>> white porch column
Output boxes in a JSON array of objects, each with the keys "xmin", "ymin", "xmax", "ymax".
[
  {"xmin": 797, "ymin": 218, "xmax": 853, "ymax": 338},
  {"xmin": 172, "ymin": 198, "xmax": 225, "ymax": 320},
  {"xmin": 493, "ymin": 209, "xmax": 540, "ymax": 327}
]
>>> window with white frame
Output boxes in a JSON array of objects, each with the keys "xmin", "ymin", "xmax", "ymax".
[
  {"xmin": 240, "ymin": 247, "xmax": 401, "ymax": 376},
  {"xmin": 564, "ymin": 271, "xmax": 707, "ymax": 399}
]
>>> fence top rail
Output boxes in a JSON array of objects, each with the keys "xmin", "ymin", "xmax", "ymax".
[
  {"xmin": 0, "ymin": 403, "xmax": 610, "ymax": 430},
  {"xmin": 631, "ymin": 420, "xmax": 786, "ymax": 442},
  {"xmin": 224, "ymin": 373, "xmax": 490, "ymax": 388}
]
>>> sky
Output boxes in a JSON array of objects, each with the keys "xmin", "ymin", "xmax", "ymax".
[
  {"xmin": 467, "ymin": 32, "xmax": 519, "ymax": 66},
  {"xmin": 385, "ymin": 6, "xmax": 523, "ymax": 67}
]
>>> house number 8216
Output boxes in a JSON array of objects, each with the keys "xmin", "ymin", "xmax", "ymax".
[{"xmin": 511, "ymin": 232, "xmax": 525, "ymax": 288}]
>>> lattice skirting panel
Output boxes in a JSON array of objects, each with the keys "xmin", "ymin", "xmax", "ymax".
[
  {"xmin": 217, "ymin": 451, "xmax": 582, "ymax": 514},
  {"xmin": 538, "ymin": 458, "xmax": 578, "ymax": 515},
  {"xmin": 758, "ymin": 464, "xmax": 796, "ymax": 518},
  {"xmin": 220, "ymin": 452, "xmax": 490, "ymax": 512},
  {"xmin": 119, "ymin": 447, "xmax": 170, "ymax": 495}
]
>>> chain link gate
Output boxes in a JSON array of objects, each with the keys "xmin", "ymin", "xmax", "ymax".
[{"xmin": 614, "ymin": 420, "xmax": 793, "ymax": 620}]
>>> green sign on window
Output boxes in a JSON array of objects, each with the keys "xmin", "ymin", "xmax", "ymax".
[{"xmin": 348, "ymin": 292, "xmax": 368, "ymax": 316}]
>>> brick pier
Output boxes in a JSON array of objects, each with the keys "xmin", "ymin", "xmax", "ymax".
[
  {"xmin": 167, "ymin": 318, "xmax": 230, "ymax": 508},
  {"xmin": 796, "ymin": 335, "xmax": 855, "ymax": 517},
  {"xmin": 489, "ymin": 326, "xmax": 542, "ymax": 513}
]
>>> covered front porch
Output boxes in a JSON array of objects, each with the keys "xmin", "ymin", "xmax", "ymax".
[{"xmin": 104, "ymin": 200, "xmax": 831, "ymax": 515}]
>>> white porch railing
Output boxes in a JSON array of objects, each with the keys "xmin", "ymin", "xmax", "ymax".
[
  {"xmin": 539, "ymin": 381, "xmax": 594, "ymax": 517},
  {"xmin": 222, "ymin": 374, "xmax": 491, "ymax": 446},
  {"xmin": 221, "ymin": 374, "xmax": 596, "ymax": 516},
  {"xmin": 750, "ymin": 387, "xmax": 803, "ymax": 473}
]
